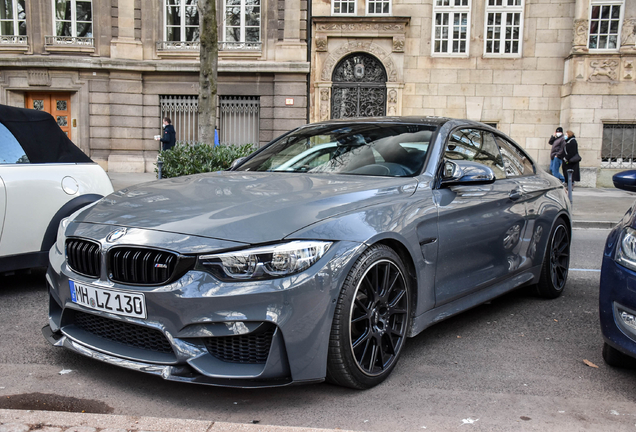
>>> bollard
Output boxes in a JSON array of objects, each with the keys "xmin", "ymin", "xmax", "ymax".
[
  {"xmin": 157, "ymin": 160, "xmax": 164, "ymax": 179},
  {"xmin": 567, "ymin": 169, "xmax": 573, "ymax": 204}
]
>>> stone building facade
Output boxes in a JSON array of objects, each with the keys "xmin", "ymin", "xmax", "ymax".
[
  {"xmin": 310, "ymin": 0, "xmax": 636, "ymax": 186},
  {"xmin": 0, "ymin": 0, "xmax": 309, "ymax": 172}
]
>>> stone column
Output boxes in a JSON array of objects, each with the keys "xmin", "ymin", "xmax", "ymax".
[
  {"xmin": 572, "ymin": 0, "xmax": 589, "ymax": 54},
  {"xmin": 111, "ymin": 0, "xmax": 143, "ymax": 60},
  {"xmin": 275, "ymin": 0, "xmax": 306, "ymax": 61}
]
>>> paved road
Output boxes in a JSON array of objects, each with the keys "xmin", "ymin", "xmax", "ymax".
[{"xmin": 1, "ymin": 228, "xmax": 636, "ymax": 431}]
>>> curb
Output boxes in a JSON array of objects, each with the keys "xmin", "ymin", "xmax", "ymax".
[
  {"xmin": 0, "ymin": 409, "xmax": 344, "ymax": 432},
  {"xmin": 572, "ymin": 220, "xmax": 617, "ymax": 229}
]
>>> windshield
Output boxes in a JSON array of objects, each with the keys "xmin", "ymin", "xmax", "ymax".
[{"xmin": 236, "ymin": 123, "xmax": 437, "ymax": 177}]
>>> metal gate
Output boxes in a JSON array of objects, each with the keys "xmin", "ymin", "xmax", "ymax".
[
  {"xmin": 331, "ymin": 53, "xmax": 387, "ymax": 119},
  {"xmin": 160, "ymin": 95, "xmax": 199, "ymax": 144},
  {"xmin": 219, "ymin": 96, "xmax": 260, "ymax": 146},
  {"xmin": 601, "ymin": 124, "xmax": 636, "ymax": 168}
]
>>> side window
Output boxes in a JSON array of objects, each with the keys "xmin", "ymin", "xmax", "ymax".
[
  {"xmin": 445, "ymin": 128, "xmax": 506, "ymax": 179},
  {"xmin": 0, "ymin": 123, "xmax": 29, "ymax": 164},
  {"xmin": 494, "ymin": 135, "xmax": 534, "ymax": 177}
]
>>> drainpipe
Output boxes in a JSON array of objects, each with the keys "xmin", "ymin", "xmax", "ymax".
[{"xmin": 306, "ymin": 0, "xmax": 312, "ymax": 124}]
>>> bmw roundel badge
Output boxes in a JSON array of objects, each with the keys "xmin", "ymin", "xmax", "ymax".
[{"xmin": 106, "ymin": 228, "xmax": 127, "ymax": 243}]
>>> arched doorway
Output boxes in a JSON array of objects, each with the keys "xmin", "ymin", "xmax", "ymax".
[{"xmin": 331, "ymin": 52, "xmax": 387, "ymax": 119}]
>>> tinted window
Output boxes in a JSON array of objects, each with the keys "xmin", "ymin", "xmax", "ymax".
[
  {"xmin": 237, "ymin": 123, "xmax": 436, "ymax": 177},
  {"xmin": 494, "ymin": 135, "xmax": 534, "ymax": 177},
  {"xmin": 0, "ymin": 122, "xmax": 29, "ymax": 164},
  {"xmin": 445, "ymin": 128, "xmax": 506, "ymax": 179}
]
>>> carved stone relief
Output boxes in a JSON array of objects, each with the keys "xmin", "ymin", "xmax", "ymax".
[
  {"xmin": 320, "ymin": 41, "xmax": 397, "ymax": 83},
  {"xmin": 572, "ymin": 19, "xmax": 589, "ymax": 52},
  {"xmin": 625, "ymin": 60, "xmax": 634, "ymax": 80},
  {"xmin": 387, "ymin": 89, "xmax": 398, "ymax": 116},
  {"xmin": 622, "ymin": 19, "xmax": 636, "ymax": 47},
  {"xmin": 316, "ymin": 23, "xmax": 406, "ymax": 32},
  {"xmin": 27, "ymin": 69, "xmax": 51, "ymax": 86},
  {"xmin": 319, "ymin": 88, "xmax": 330, "ymax": 121},
  {"xmin": 392, "ymin": 36, "xmax": 405, "ymax": 53},
  {"xmin": 589, "ymin": 59, "xmax": 619, "ymax": 81},
  {"xmin": 315, "ymin": 36, "xmax": 328, "ymax": 52}
]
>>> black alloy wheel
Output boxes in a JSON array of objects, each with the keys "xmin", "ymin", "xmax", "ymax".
[
  {"xmin": 537, "ymin": 219, "xmax": 570, "ymax": 298},
  {"xmin": 327, "ymin": 244, "xmax": 410, "ymax": 389}
]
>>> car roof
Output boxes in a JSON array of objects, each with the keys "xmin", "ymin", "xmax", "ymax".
[{"xmin": 308, "ymin": 116, "xmax": 453, "ymax": 127}]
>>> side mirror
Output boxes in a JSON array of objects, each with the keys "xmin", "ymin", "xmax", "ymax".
[
  {"xmin": 441, "ymin": 160, "xmax": 495, "ymax": 186},
  {"xmin": 230, "ymin": 157, "xmax": 247, "ymax": 170},
  {"xmin": 613, "ymin": 170, "xmax": 636, "ymax": 192}
]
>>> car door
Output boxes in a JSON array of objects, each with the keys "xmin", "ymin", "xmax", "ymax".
[
  {"xmin": 0, "ymin": 176, "xmax": 5, "ymax": 245},
  {"xmin": 433, "ymin": 128, "xmax": 528, "ymax": 306}
]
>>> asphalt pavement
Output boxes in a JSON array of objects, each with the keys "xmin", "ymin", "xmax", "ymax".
[{"xmin": 1, "ymin": 172, "xmax": 632, "ymax": 432}]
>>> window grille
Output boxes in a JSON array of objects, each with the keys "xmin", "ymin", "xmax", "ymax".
[
  {"xmin": 160, "ymin": 95, "xmax": 199, "ymax": 145},
  {"xmin": 219, "ymin": 96, "xmax": 260, "ymax": 146},
  {"xmin": 601, "ymin": 124, "xmax": 636, "ymax": 168}
]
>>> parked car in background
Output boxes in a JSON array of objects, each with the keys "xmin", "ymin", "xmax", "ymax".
[
  {"xmin": 44, "ymin": 117, "xmax": 571, "ymax": 389},
  {"xmin": 600, "ymin": 170, "xmax": 636, "ymax": 367},
  {"xmin": 0, "ymin": 104, "xmax": 113, "ymax": 274}
]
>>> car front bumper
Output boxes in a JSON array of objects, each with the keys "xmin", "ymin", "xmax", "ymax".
[
  {"xmin": 45, "ymin": 236, "xmax": 364, "ymax": 387},
  {"xmin": 600, "ymin": 255, "xmax": 636, "ymax": 360}
]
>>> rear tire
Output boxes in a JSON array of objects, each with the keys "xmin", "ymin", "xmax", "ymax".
[
  {"xmin": 536, "ymin": 219, "xmax": 570, "ymax": 299},
  {"xmin": 326, "ymin": 244, "xmax": 410, "ymax": 389},
  {"xmin": 602, "ymin": 342, "xmax": 636, "ymax": 368}
]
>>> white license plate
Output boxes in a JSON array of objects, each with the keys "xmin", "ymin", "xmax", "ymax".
[{"xmin": 69, "ymin": 280, "xmax": 146, "ymax": 319}]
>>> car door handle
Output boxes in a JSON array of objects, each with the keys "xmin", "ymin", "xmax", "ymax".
[{"xmin": 509, "ymin": 190, "xmax": 522, "ymax": 201}]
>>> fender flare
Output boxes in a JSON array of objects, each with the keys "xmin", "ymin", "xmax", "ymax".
[{"xmin": 40, "ymin": 194, "xmax": 104, "ymax": 252}]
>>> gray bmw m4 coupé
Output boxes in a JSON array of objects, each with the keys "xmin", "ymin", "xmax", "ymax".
[{"xmin": 44, "ymin": 117, "xmax": 572, "ymax": 389}]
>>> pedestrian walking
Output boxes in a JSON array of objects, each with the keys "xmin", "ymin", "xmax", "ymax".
[
  {"xmin": 549, "ymin": 127, "xmax": 566, "ymax": 182},
  {"xmin": 562, "ymin": 130, "xmax": 581, "ymax": 184},
  {"xmin": 155, "ymin": 117, "xmax": 176, "ymax": 151}
]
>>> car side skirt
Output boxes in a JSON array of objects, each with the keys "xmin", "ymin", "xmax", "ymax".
[{"xmin": 0, "ymin": 251, "xmax": 48, "ymax": 273}]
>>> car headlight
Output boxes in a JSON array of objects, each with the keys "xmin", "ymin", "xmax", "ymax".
[
  {"xmin": 198, "ymin": 241, "xmax": 332, "ymax": 281},
  {"xmin": 55, "ymin": 217, "xmax": 71, "ymax": 253},
  {"xmin": 616, "ymin": 227, "xmax": 636, "ymax": 271}
]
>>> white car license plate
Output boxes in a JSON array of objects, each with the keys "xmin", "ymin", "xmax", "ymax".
[{"xmin": 69, "ymin": 280, "xmax": 146, "ymax": 319}]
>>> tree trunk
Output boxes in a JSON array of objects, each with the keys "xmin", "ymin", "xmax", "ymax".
[{"xmin": 197, "ymin": 0, "xmax": 218, "ymax": 145}]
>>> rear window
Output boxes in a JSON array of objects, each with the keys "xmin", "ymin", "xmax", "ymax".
[{"xmin": 0, "ymin": 122, "xmax": 29, "ymax": 164}]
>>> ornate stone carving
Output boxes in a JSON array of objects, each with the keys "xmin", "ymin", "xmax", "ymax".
[
  {"xmin": 392, "ymin": 36, "xmax": 405, "ymax": 53},
  {"xmin": 625, "ymin": 60, "xmax": 634, "ymax": 80},
  {"xmin": 319, "ymin": 88, "xmax": 330, "ymax": 121},
  {"xmin": 27, "ymin": 69, "xmax": 51, "ymax": 86},
  {"xmin": 572, "ymin": 19, "xmax": 589, "ymax": 52},
  {"xmin": 589, "ymin": 59, "xmax": 619, "ymax": 81},
  {"xmin": 622, "ymin": 19, "xmax": 636, "ymax": 47},
  {"xmin": 320, "ymin": 41, "xmax": 398, "ymax": 82},
  {"xmin": 388, "ymin": 89, "xmax": 397, "ymax": 104},
  {"xmin": 315, "ymin": 36, "xmax": 328, "ymax": 52}
]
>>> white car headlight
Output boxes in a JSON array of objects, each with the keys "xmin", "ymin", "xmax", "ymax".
[
  {"xmin": 198, "ymin": 241, "xmax": 332, "ymax": 281},
  {"xmin": 616, "ymin": 227, "xmax": 636, "ymax": 272},
  {"xmin": 55, "ymin": 217, "xmax": 71, "ymax": 253}
]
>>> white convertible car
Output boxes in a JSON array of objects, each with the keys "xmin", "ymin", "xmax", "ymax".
[{"xmin": 0, "ymin": 104, "xmax": 113, "ymax": 274}]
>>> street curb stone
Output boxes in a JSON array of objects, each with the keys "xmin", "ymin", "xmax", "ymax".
[
  {"xmin": 573, "ymin": 220, "xmax": 617, "ymax": 229},
  {"xmin": 0, "ymin": 410, "xmax": 346, "ymax": 432}
]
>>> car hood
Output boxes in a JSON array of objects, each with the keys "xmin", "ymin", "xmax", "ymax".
[{"xmin": 75, "ymin": 172, "xmax": 418, "ymax": 244}]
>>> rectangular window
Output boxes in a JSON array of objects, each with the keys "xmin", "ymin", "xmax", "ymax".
[
  {"xmin": 223, "ymin": 0, "xmax": 261, "ymax": 49},
  {"xmin": 484, "ymin": 0, "xmax": 523, "ymax": 57},
  {"xmin": 433, "ymin": 0, "xmax": 470, "ymax": 56},
  {"xmin": 160, "ymin": 95, "xmax": 199, "ymax": 145},
  {"xmin": 588, "ymin": 1, "xmax": 623, "ymax": 50},
  {"xmin": 601, "ymin": 124, "xmax": 636, "ymax": 168},
  {"xmin": 0, "ymin": 0, "xmax": 26, "ymax": 36},
  {"xmin": 219, "ymin": 96, "xmax": 260, "ymax": 146},
  {"xmin": 54, "ymin": 0, "xmax": 92, "ymax": 38},
  {"xmin": 165, "ymin": 0, "xmax": 199, "ymax": 42},
  {"xmin": 332, "ymin": 0, "xmax": 356, "ymax": 15},
  {"xmin": 367, "ymin": 0, "xmax": 390, "ymax": 15}
]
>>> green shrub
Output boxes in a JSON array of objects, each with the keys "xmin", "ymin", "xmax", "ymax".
[{"xmin": 155, "ymin": 142, "xmax": 256, "ymax": 178}]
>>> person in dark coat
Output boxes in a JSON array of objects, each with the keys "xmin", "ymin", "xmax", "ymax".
[
  {"xmin": 156, "ymin": 117, "xmax": 176, "ymax": 151},
  {"xmin": 562, "ymin": 130, "xmax": 581, "ymax": 183},
  {"xmin": 548, "ymin": 127, "xmax": 566, "ymax": 182}
]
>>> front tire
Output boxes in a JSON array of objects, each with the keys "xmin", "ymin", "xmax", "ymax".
[
  {"xmin": 602, "ymin": 342, "xmax": 636, "ymax": 368},
  {"xmin": 327, "ymin": 244, "xmax": 411, "ymax": 389},
  {"xmin": 536, "ymin": 219, "xmax": 570, "ymax": 299}
]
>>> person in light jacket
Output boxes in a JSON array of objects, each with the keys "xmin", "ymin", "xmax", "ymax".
[
  {"xmin": 548, "ymin": 127, "xmax": 566, "ymax": 182},
  {"xmin": 155, "ymin": 117, "xmax": 176, "ymax": 151},
  {"xmin": 562, "ymin": 130, "xmax": 581, "ymax": 183}
]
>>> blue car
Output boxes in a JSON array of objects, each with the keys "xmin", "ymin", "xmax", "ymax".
[{"xmin": 600, "ymin": 170, "xmax": 636, "ymax": 367}]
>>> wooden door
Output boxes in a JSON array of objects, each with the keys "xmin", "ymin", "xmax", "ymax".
[{"xmin": 26, "ymin": 93, "xmax": 71, "ymax": 139}]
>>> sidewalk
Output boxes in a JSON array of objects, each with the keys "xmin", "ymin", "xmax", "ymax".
[
  {"xmin": 0, "ymin": 409, "xmax": 340, "ymax": 432},
  {"xmin": 108, "ymin": 172, "xmax": 636, "ymax": 230}
]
